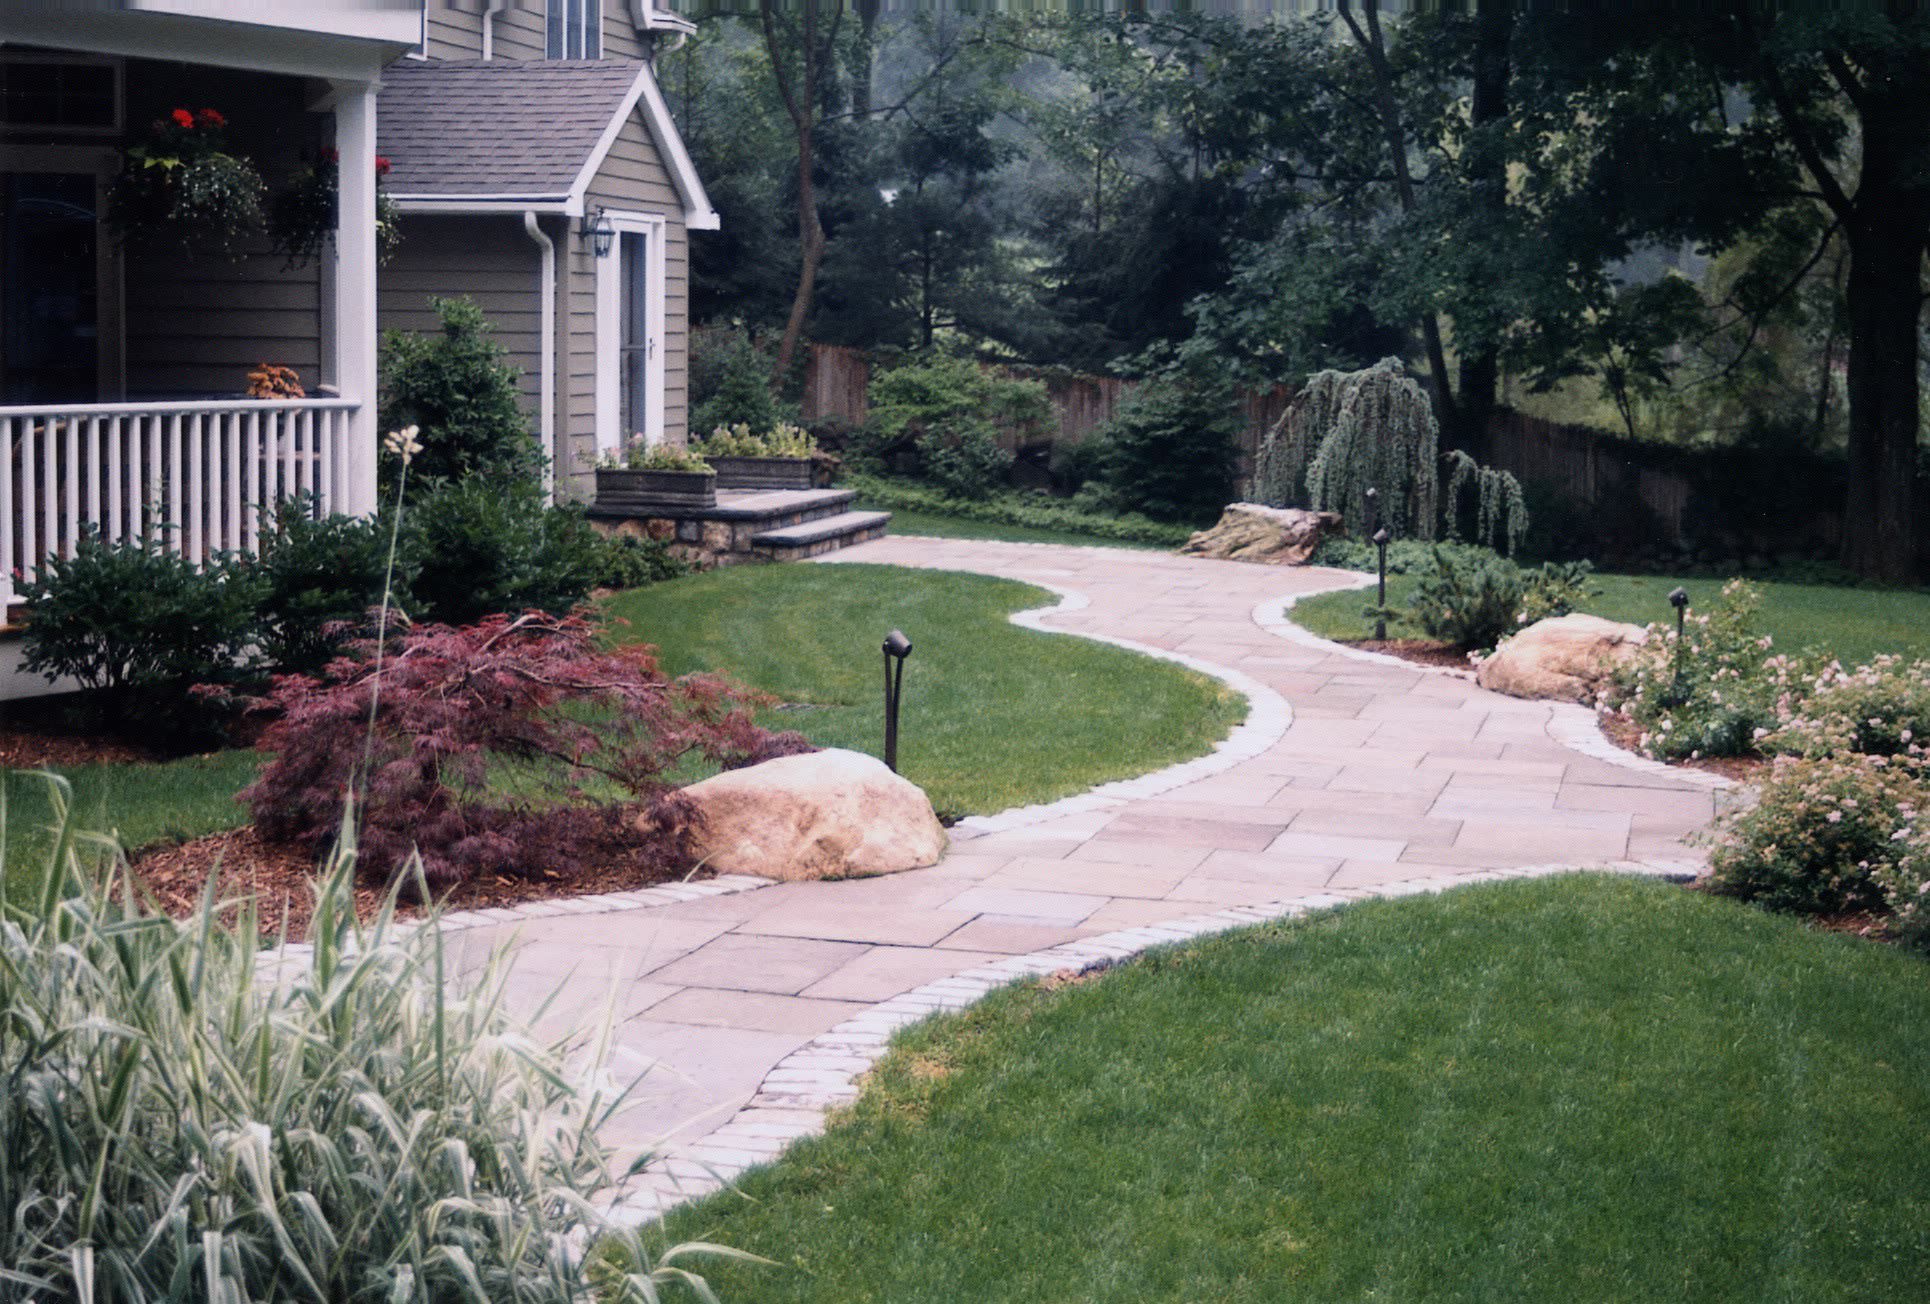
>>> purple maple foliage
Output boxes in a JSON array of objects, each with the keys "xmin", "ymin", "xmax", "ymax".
[{"xmin": 240, "ymin": 610, "xmax": 812, "ymax": 887}]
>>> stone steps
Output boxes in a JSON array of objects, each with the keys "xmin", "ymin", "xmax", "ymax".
[
  {"xmin": 589, "ymin": 488, "xmax": 889, "ymax": 566},
  {"xmin": 752, "ymin": 510, "xmax": 892, "ymax": 561}
]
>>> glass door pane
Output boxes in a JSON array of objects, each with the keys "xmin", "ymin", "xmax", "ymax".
[
  {"xmin": 619, "ymin": 229, "xmax": 650, "ymax": 440},
  {"xmin": 1, "ymin": 171, "xmax": 99, "ymax": 404}
]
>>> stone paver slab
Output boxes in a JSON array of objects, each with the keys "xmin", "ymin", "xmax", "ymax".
[
  {"xmin": 643, "ymin": 988, "xmax": 869, "ymax": 1037},
  {"xmin": 648, "ymin": 934, "xmax": 870, "ymax": 995},
  {"xmin": 800, "ymin": 946, "xmax": 1006, "ymax": 1002},
  {"xmin": 940, "ymin": 885, "xmax": 1108, "ymax": 925}
]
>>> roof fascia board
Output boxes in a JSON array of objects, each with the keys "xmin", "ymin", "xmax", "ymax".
[
  {"xmin": 566, "ymin": 62, "xmax": 719, "ymax": 231},
  {"xmin": 0, "ymin": 12, "xmax": 402, "ymax": 81},
  {"xmin": 128, "ymin": 0, "xmax": 423, "ymax": 46}
]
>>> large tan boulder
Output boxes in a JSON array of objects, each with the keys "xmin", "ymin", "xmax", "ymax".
[
  {"xmin": 1476, "ymin": 613, "xmax": 1648, "ymax": 704},
  {"xmin": 647, "ymin": 748, "xmax": 946, "ymax": 882},
  {"xmin": 1181, "ymin": 503, "xmax": 1345, "ymax": 565}
]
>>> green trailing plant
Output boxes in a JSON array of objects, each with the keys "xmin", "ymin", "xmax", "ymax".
[
  {"xmin": 1406, "ymin": 543, "xmax": 1526, "ymax": 650},
  {"xmin": 267, "ymin": 147, "xmax": 402, "ymax": 268},
  {"xmin": 0, "ymin": 774, "xmax": 749, "ymax": 1300},
  {"xmin": 378, "ymin": 297, "xmax": 544, "ymax": 493},
  {"xmin": 17, "ymin": 530, "xmax": 265, "ymax": 742},
  {"xmin": 108, "ymin": 106, "xmax": 264, "ymax": 257},
  {"xmin": 1443, "ymin": 449, "xmax": 1529, "ymax": 556}
]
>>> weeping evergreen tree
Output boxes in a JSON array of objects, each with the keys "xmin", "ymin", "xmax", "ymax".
[{"xmin": 1255, "ymin": 357, "xmax": 1440, "ymax": 539}]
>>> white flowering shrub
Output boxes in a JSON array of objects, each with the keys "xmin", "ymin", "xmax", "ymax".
[
  {"xmin": 1707, "ymin": 753, "xmax": 1925, "ymax": 917},
  {"xmin": 1761, "ymin": 654, "xmax": 1930, "ymax": 760},
  {"xmin": 1604, "ymin": 580, "xmax": 1807, "ymax": 760},
  {"xmin": 1872, "ymin": 820, "xmax": 1930, "ymax": 950}
]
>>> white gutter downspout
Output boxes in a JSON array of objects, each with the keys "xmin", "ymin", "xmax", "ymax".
[
  {"xmin": 483, "ymin": 0, "xmax": 508, "ymax": 60},
  {"xmin": 523, "ymin": 211, "xmax": 557, "ymax": 503}
]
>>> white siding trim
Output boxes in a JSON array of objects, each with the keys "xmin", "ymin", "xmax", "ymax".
[
  {"xmin": 594, "ymin": 211, "xmax": 667, "ymax": 456},
  {"xmin": 568, "ymin": 63, "xmax": 718, "ymax": 231}
]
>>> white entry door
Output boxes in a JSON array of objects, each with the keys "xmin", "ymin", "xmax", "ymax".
[{"xmin": 595, "ymin": 212, "xmax": 666, "ymax": 457}]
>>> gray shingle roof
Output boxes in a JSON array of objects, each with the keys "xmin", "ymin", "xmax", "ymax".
[{"xmin": 378, "ymin": 59, "xmax": 646, "ymax": 198}]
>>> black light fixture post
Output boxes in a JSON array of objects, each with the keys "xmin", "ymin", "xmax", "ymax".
[
  {"xmin": 882, "ymin": 629, "xmax": 913, "ymax": 772},
  {"xmin": 1364, "ymin": 485, "xmax": 1379, "ymax": 539},
  {"xmin": 1664, "ymin": 587, "xmax": 1690, "ymax": 707},
  {"xmin": 1373, "ymin": 527, "xmax": 1391, "ymax": 640}
]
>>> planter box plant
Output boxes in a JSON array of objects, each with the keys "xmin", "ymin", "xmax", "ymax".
[
  {"xmin": 696, "ymin": 421, "xmax": 824, "ymax": 489},
  {"xmin": 595, "ymin": 442, "xmax": 716, "ymax": 510}
]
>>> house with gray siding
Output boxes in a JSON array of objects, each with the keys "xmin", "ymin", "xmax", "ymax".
[{"xmin": 0, "ymin": 0, "xmax": 719, "ymax": 697}]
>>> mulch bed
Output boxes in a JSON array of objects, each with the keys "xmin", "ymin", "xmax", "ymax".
[
  {"xmin": 131, "ymin": 814, "xmax": 698, "ymax": 942},
  {"xmin": 1349, "ymin": 639, "xmax": 1478, "ymax": 673}
]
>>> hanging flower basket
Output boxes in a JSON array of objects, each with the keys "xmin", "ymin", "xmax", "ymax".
[
  {"xmin": 269, "ymin": 149, "xmax": 403, "ymax": 268},
  {"xmin": 109, "ymin": 107, "xmax": 266, "ymax": 259}
]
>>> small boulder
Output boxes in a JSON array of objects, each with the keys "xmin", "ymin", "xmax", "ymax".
[
  {"xmin": 1181, "ymin": 503, "xmax": 1345, "ymax": 566},
  {"xmin": 647, "ymin": 748, "xmax": 946, "ymax": 881},
  {"xmin": 1476, "ymin": 613, "xmax": 1648, "ymax": 704}
]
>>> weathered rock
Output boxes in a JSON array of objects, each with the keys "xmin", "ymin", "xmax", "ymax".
[
  {"xmin": 1476, "ymin": 613, "xmax": 1648, "ymax": 704},
  {"xmin": 647, "ymin": 748, "xmax": 946, "ymax": 881},
  {"xmin": 1181, "ymin": 503, "xmax": 1345, "ymax": 566}
]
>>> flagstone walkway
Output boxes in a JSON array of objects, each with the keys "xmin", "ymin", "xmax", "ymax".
[{"xmin": 439, "ymin": 536, "xmax": 1727, "ymax": 1222}]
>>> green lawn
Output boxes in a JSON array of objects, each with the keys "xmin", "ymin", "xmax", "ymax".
[
  {"xmin": 2, "ymin": 752, "xmax": 259, "ymax": 908},
  {"xmin": 601, "ymin": 563, "xmax": 1242, "ymax": 816},
  {"xmin": 663, "ymin": 876, "xmax": 1930, "ymax": 1302},
  {"xmin": 1294, "ymin": 568, "xmax": 1930, "ymax": 664}
]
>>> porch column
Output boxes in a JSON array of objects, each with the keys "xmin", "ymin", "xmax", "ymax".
[{"xmin": 332, "ymin": 78, "xmax": 380, "ymax": 518}]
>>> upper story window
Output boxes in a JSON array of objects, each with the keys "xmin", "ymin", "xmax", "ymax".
[
  {"xmin": 1, "ymin": 56, "xmax": 121, "ymax": 135},
  {"xmin": 548, "ymin": 0, "xmax": 603, "ymax": 59}
]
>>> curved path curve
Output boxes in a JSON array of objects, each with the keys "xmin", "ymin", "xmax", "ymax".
[{"xmin": 438, "ymin": 537, "xmax": 1726, "ymax": 1223}]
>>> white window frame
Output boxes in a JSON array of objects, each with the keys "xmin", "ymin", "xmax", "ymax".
[
  {"xmin": 594, "ymin": 210, "xmax": 667, "ymax": 456},
  {"xmin": 548, "ymin": 0, "xmax": 603, "ymax": 59}
]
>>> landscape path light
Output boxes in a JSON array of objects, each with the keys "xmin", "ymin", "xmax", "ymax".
[
  {"xmin": 1373, "ymin": 527, "xmax": 1391, "ymax": 641},
  {"xmin": 882, "ymin": 628, "xmax": 912, "ymax": 773},
  {"xmin": 1664, "ymin": 586, "xmax": 1691, "ymax": 707}
]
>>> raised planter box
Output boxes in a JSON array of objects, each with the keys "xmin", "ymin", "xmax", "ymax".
[
  {"xmin": 594, "ymin": 467, "xmax": 717, "ymax": 511},
  {"xmin": 707, "ymin": 455, "xmax": 816, "ymax": 491}
]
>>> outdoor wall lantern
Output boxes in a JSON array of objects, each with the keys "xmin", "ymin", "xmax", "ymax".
[
  {"xmin": 882, "ymin": 629, "xmax": 913, "ymax": 773},
  {"xmin": 584, "ymin": 207, "xmax": 616, "ymax": 258}
]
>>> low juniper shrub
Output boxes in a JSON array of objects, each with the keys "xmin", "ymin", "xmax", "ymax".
[
  {"xmin": 1706, "ymin": 752, "xmax": 1925, "ymax": 917},
  {"xmin": 1406, "ymin": 543, "xmax": 1525, "ymax": 650},
  {"xmin": 240, "ymin": 610, "xmax": 813, "ymax": 887}
]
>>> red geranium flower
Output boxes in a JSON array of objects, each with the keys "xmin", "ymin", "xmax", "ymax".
[
  {"xmin": 321, "ymin": 147, "xmax": 340, "ymax": 165},
  {"xmin": 375, "ymin": 155, "xmax": 392, "ymax": 177},
  {"xmin": 171, "ymin": 108, "xmax": 196, "ymax": 129},
  {"xmin": 196, "ymin": 108, "xmax": 227, "ymax": 129}
]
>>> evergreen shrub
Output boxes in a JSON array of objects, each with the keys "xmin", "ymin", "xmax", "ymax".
[
  {"xmin": 255, "ymin": 499, "xmax": 396, "ymax": 675},
  {"xmin": 1085, "ymin": 377, "xmax": 1240, "ymax": 524},
  {"xmin": 378, "ymin": 297, "xmax": 544, "ymax": 493},
  {"xmin": 857, "ymin": 354, "xmax": 1048, "ymax": 497},
  {"xmin": 17, "ymin": 531, "xmax": 265, "ymax": 741},
  {"xmin": 404, "ymin": 478, "xmax": 604, "ymax": 626}
]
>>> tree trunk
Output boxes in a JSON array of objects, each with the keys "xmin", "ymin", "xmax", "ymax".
[
  {"xmin": 1451, "ymin": 0, "xmax": 1511, "ymax": 458},
  {"xmin": 1839, "ymin": 214, "xmax": 1923, "ymax": 582},
  {"xmin": 775, "ymin": 119, "xmax": 826, "ymax": 384}
]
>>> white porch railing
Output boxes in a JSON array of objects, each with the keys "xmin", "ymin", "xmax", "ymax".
[{"xmin": 1, "ymin": 397, "xmax": 361, "ymax": 608}]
